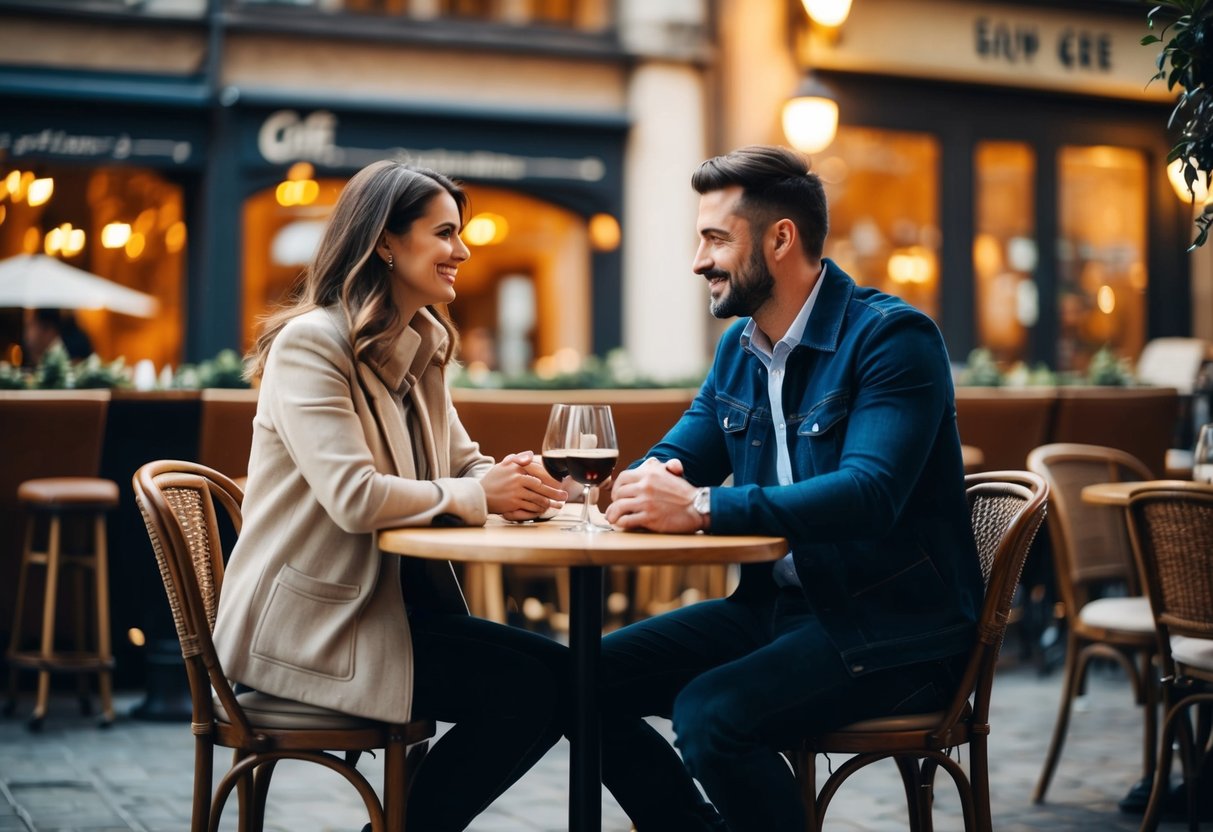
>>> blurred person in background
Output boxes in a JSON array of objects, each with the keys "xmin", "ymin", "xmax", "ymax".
[
  {"xmin": 212, "ymin": 160, "xmax": 569, "ymax": 832},
  {"xmin": 601, "ymin": 146, "xmax": 981, "ymax": 832},
  {"xmin": 22, "ymin": 308, "xmax": 93, "ymax": 365}
]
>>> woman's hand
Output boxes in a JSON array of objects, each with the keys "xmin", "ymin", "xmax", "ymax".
[{"xmin": 482, "ymin": 450, "xmax": 568, "ymax": 521}]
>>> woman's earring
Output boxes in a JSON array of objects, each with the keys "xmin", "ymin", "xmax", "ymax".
[{"xmin": 387, "ymin": 253, "xmax": 394, "ymax": 271}]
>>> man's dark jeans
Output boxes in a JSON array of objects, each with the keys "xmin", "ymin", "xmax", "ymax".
[{"xmin": 600, "ymin": 591, "xmax": 966, "ymax": 832}]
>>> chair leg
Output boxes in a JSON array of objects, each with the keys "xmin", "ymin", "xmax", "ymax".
[
  {"xmin": 1141, "ymin": 695, "xmax": 1184, "ymax": 832},
  {"xmin": 191, "ymin": 736, "xmax": 214, "ymax": 832},
  {"xmin": 1033, "ymin": 632, "xmax": 1086, "ymax": 802},
  {"xmin": 970, "ymin": 736, "xmax": 992, "ymax": 832},
  {"xmin": 793, "ymin": 750, "xmax": 819, "ymax": 832},
  {"xmin": 91, "ymin": 513, "xmax": 114, "ymax": 725},
  {"xmin": 32, "ymin": 514, "xmax": 63, "ymax": 729},
  {"xmin": 1140, "ymin": 649, "xmax": 1159, "ymax": 787},
  {"xmin": 383, "ymin": 730, "xmax": 408, "ymax": 832},
  {"xmin": 894, "ymin": 756, "xmax": 925, "ymax": 832},
  {"xmin": 5, "ymin": 515, "xmax": 35, "ymax": 716},
  {"xmin": 250, "ymin": 760, "xmax": 277, "ymax": 832},
  {"xmin": 234, "ymin": 749, "xmax": 254, "ymax": 832}
]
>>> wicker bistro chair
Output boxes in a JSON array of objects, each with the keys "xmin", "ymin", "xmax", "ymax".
[
  {"xmin": 132, "ymin": 460, "xmax": 434, "ymax": 832},
  {"xmin": 1026, "ymin": 444, "xmax": 1160, "ymax": 805},
  {"xmin": 787, "ymin": 470, "xmax": 1049, "ymax": 832},
  {"xmin": 1125, "ymin": 482, "xmax": 1213, "ymax": 832}
]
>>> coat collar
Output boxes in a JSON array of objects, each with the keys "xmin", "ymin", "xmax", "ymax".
[
  {"xmin": 364, "ymin": 307, "xmax": 448, "ymax": 397},
  {"xmin": 798, "ymin": 258, "xmax": 854, "ymax": 354}
]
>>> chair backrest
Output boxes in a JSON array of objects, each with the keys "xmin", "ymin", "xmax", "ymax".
[
  {"xmin": 132, "ymin": 460, "xmax": 254, "ymax": 737},
  {"xmin": 934, "ymin": 470, "xmax": 1048, "ymax": 742},
  {"xmin": 1027, "ymin": 443, "xmax": 1152, "ymax": 610},
  {"xmin": 1125, "ymin": 482, "xmax": 1213, "ymax": 671},
  {"xmin": 197, "ymin": 389, "xmax": 259, "ymax": 480},
  {"xmin": 0, "ymin": 390, "xmax": 112, "ymax": 648}
]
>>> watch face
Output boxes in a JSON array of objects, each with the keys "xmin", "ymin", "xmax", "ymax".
[{"xmin": 694, "ymin": 488, "xmax": 710, "ymax": 514}]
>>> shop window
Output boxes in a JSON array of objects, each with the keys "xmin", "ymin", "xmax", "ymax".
[
  {"xmin": 1056, "ymin": 145, "xmax": 1148, "ymax": 372},
  {"xmin": 973, "ymin": 141, "xmax": 1037, "ymax": 364},
  {"xmin": 241, "ymin": 177, "xmax": 592, "ymax": 374},
  {"xmin": 817, "ymin": 127, "xmax": 941, "ymax": 322},
  {"xmin": 286, "ymin": 0, "xmax": 596, "ymax": 27},
  {"xmin": 0, "ymin": 164, "xmax": 185, "ymax": 371}
]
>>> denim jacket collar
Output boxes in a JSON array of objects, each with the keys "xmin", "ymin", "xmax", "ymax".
[{"xmin": 799, "ymin": 258, "xmax": 854, "ymax": 354}]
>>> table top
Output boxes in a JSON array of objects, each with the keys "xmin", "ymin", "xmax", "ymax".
[
  {"xmin": 378, "ymin": 509, "xmax": 788, "ymax": 567},
  {"xmin": 1080, "ymin": 480, "xmax": 1194, "ymax": 507}
]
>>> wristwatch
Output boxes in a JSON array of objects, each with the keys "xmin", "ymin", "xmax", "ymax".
[{"xmin": 692, "ymin": 486, "xmax": 711, "ymax": 526}]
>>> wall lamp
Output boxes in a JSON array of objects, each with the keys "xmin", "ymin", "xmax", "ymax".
[
  {"xmin": 782, "ymin": 74, "xmax": 839, "ymax": 155},
  {"xmin": 801, "ymin": 0, "xmax": 852, "ymax": 28}
]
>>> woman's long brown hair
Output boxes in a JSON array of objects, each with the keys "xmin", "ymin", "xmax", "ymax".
[{"xmin": 246, "ymin": 160, "xmax": 466, "ymax": 381}]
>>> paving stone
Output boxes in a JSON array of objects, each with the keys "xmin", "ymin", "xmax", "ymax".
[{"xmin": 0, "ymin": 662, "xmax": 1200, "ymax": 831}]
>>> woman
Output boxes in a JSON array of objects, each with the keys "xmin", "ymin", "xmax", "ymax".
[{"xmin": 213, "ymin": 160, "xmax": 569, "ymax": 831}]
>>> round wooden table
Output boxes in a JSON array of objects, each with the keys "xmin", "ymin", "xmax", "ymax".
[
  {"xmin": 378, "ymin": 514, "xmax": 787, "ymax": 832},
  {"xmin": 1080, "ymin": 480, "xmax": 1193, "ymax": 506}
]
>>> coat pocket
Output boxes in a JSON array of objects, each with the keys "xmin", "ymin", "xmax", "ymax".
[{"xmin": 251, "ymin": 565, "xmax": 361, "ymax": 680}]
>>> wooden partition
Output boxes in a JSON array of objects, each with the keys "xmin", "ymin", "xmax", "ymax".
[
  {"xmin": 955, "ymin": 389, "xmax": 1057, "ymax": 472},
  {"xmin": 955, "ymin": 386, "xmax": 1180, "ymax": 476},
  {"xmin": 197, "ymin": 389, "xmax": 259, "ymax": 480}
]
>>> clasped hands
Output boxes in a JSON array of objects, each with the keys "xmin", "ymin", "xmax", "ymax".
[
  {"xmin": 482, "ymin": 450, "xmax": 568, "ymax": 522},
  {"xmin": 605, "ymin": 457, "xmax": 704, "ymax": 534}
]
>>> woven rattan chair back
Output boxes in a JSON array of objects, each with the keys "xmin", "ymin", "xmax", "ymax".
[
  {"xmin": 791, "ymin": 470, "xmax": 1048, "ymax": 832},
  {"xmin": 1028, "ymin": 443, "xmax": 1153, "ymax": 605},
  {"xmin": 1026, "ymin": 443, "xmax": 1161, "ymax": 805},
  {"xmin": 133, "ymin": 459, "xmax": 432, "ymax": 832},
  {"xmin": 1124, "ymin": 481, "xmax": 1213, "ymax": 832}
]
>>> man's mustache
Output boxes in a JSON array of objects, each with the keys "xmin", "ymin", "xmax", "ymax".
[{"xmin": 701, "ymin": 269, "xmax": 730, "ymax": 281}]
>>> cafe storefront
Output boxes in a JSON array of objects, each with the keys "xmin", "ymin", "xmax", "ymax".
[
  {"xmin": 0, "ymin": 83, "xmax": 627, "ymax": 374},
  {"xmin": 722, "ymin": 0, "xmax": 1196, "ymax": 372}
]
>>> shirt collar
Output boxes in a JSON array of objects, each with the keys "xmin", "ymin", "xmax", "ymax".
[{"xmin": 739, "ymin": 261, "xmax": 827, "ymax": 358}]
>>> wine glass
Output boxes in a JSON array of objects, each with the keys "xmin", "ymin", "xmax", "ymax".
[
  {"xmin": 1194, "ymin": 423, "xmax": 1213, "ymax": 483},
  {"xmin": 556, "ymin": 404, "xmax": 618, "ymax": 533}
]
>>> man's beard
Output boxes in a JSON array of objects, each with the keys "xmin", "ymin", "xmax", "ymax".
[{"xmin": 707, "ymin": 245, "xmax": 775, "ymax": 319}]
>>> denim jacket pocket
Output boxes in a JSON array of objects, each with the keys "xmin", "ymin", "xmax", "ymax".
[
  {"xmin": 797, "ymin": 392, "xmax": 849, "ymax": 474},
  {"xmin": 717, "ymin": 398, "xmax": 751, "ymax": 433}
]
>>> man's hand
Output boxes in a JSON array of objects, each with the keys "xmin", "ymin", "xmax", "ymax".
[{"xmin": 605, "ymin": 457, "xmax": 705, "ymax": 533}]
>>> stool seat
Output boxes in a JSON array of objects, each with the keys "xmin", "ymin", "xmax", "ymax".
[{"xmin": 18, "ymin": 477, "xmax": 119, "ymax": 508}]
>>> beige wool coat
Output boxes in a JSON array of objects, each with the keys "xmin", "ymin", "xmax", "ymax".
[{"xmin": 213, "ymin": 306, "xmax": 492, "ymax": 724}]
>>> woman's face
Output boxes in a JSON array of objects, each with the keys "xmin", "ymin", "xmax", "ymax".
[{"xmin": 380, "ymin": 189, "xmax": 470, "ymax": 311}]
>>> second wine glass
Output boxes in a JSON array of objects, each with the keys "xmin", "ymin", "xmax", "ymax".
[{"xmin": 557, "ymin": 404, "xmax": 617, "ymax": 533}]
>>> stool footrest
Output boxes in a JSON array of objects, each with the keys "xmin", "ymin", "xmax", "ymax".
[{"xmin": 6, "ymin": 650, "xmax": 115, "ymax": 673}]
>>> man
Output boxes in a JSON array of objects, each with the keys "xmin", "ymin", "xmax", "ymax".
[{"xmin": 600, "ymin": 145, "xmax": 982, "ymax": 832}]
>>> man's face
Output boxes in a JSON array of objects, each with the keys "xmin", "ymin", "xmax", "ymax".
[{"xmin": 693, "ymin": 186, "xmax": 775, "ymax": 319}]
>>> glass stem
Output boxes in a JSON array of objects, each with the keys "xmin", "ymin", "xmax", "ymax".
[{"xmin": 581, "ymin": 485, "xmax": 592, "ymax": 527}]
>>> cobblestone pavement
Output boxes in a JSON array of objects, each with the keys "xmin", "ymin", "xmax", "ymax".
[{"xmin": 0, "ymin": 661, "xmax": 1191, "ymax": 831}]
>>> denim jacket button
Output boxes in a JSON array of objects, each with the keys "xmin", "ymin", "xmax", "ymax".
[
  {"xmin": 851, "ymin": 664, "xmax": 864, "ymax": 673},
  {"xmin": 723, "ymin": 416, "xmax": 730, "ymax": 428},
  {"xmin": 811, "ymin": 422, "xmax": 820, "ymax": 433}
]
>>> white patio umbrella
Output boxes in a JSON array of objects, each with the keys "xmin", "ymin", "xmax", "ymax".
[{"xmin": 0, "ymin": 254, "xmax": 159, "ymax": 318}]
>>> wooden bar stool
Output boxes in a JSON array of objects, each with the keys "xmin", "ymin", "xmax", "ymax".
[{"xmin": 5, "ymin": 476, "xmax": 118, "ymax": 731}]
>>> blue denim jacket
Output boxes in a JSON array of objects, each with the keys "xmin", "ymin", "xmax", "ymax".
[{"xmin": 645, "ymin": 260, "xmax": 982, "ymax": 676}]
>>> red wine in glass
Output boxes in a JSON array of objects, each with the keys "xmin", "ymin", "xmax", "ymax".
[
  {"xmin": 542, "ymin": 449, "xmax": 571, "ymax": 481},
  {"xmin": 565, "ymin": 449, "xmax": 618, "ymax": 485}
]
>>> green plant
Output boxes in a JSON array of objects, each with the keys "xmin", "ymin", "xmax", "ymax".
[
  {"xmin": 0, "ymin": 362, "xmax": 29, "ymax": 390},
  {"xmin": 1145, "ymin": 0, "xmax": 1213, "ymax": 248},
  {"xmin": 1086, "ymin": 345, "xmax": 1134, "ymax": 386},
  {"xmin": 33, "ymin": 344, "xmax": 72, "ymax": 389},
  {"xmin": 957, "ymin": 348, "xmax": 1004, "ymax": 386},
  {"xmin": 173, "ymin": 349, "xmax": 251, "ymax": 389},
  {"xmin": 72, "ymin": 354, "xmax": 133, "ymax": 389}
]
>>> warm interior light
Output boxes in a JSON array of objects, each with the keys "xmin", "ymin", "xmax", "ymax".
[
  {"xmin": 287, "ymin": 161, "xmax": 315, "ymax": 181},
  {"xmin": 22, "ymin": 226, "xmax": 40, "ymax": 253},
  {"xmin": 1097, "ymin": 284, "xmax": 1116, "ymax": 314},
  {"xmin": 887, "ymin": 246, "xmax": 937, "ymax": 285},
  {"xmin": 464, "ymin": 212, "xmax": 509, "ymax": 246},
  {"xmin": 0, "ymin": 205, "xmax": 6, "ymax": 226},
  {"xmin": 802, "ymin": 0, "xmax": 852, "ymax": 27},
  {"xmin": 43, "ymin": 223, "xmax": 83, "ymax": 256},
  {"xmin": 4, "ymin": 170, "xmax": 20, "ymax": 195},
  {"xmin": 125, "ymin": 232, "xmax": 146, "ymax": 259},
  {"xmin": 26, "ymin": 177, "xmax": 54, "ymax": 207},
  {"xmin": 64, "ymin": 227, "xmax": 85, "ymax": 256},
  {"xmin": 127, "ymin": 627, "xmax": 146, "ymax": 647},
  {"xmin": 588, "ymin": 213, "xmax": 621, "ymax": 252},
  {"xmin": 782, "ymin": 78, "xmax": 839, "ymax": 154},
  {"xmin": 1167, "ymin": 157, "xmax": 1210, "ymax": 204},
  {"xmin": 101, "ymin": 222, "xmax": 132, "ymax": 249},
  {"xmin": 165, "ymin": 221, "xmax": 187, "ymax": 253}
]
